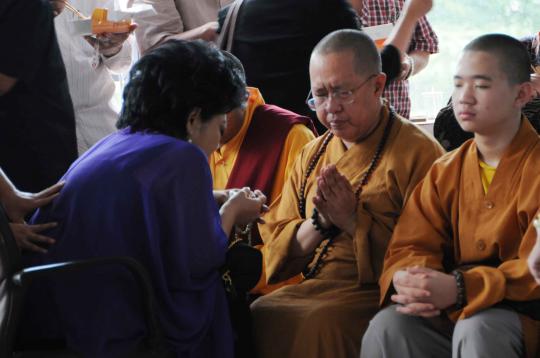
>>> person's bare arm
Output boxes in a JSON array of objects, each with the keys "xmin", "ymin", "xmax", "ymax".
[
  {"xmin": 385, "ymin": 0, "xmax": 432, "ymax": 53},
  {"xmin": 348, "ymin": 0, "xmax": 362, "ymax": 14},
  {"xmin": 145, "ymin": 22, "xmax": 218, "ymax": 53},
  {"xmin": 409, "ymin": 50, "xmax": 430, "ymax": 75},
  {"xmin": 384, "ymin": 0, "xmax": 433, "ymax": 79}
]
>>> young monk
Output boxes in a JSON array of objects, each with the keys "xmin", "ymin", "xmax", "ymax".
[{"xmin": 361, "ymin": 33, "xmax": 540, "ymax": 358}]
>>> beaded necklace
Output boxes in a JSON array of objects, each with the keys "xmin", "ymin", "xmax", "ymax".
[{"xmin": 298, "ymin": 110, "xmax": 395, "ymax": 279}]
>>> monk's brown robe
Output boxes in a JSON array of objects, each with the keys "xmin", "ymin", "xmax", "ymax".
[
  {"xmin": 381, "ymin": 118, "xmax": 540, "ymax": 358},
  {"xmin": 252, "ymin": 106, "xmax": 445, "ymax": 358}
]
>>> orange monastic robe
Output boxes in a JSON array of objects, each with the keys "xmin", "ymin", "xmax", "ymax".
[
  {"xmin": 252, "ymin": 106, "xmax": 444, "ymax": 358},
  {"xmin": 380, "ymin": 118, "xmax": 540, "ymax": 357}
]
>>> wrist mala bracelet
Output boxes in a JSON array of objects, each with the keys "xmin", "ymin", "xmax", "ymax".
[
  {"xmin": 451, "ymin": 270, "xmax": 466, "ymax": 309},
  {"xmin": 311, "ymin": 208, "xmax": 340, "ymax": 238}
]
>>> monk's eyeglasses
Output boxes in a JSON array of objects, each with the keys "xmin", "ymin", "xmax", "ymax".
[{"xmin": 305, "ymin": 74, "xmax": 377, "ymax": 111}]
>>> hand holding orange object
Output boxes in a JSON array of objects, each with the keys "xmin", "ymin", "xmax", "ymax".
[
  {"xmin": 90, "ymin": 8, "xmax": 131, "ymax": 34},
  {"xmin": 85, "ymin": 23, "xmax": 137, "ymax": 58}
]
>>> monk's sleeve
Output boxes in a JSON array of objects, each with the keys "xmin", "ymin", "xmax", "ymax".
[
  {"xmin": 379, "ymin": 164, "xmax": 451, "ymax": 304},
  {"xmin": 459, "ymin": 224, "xmax": 540, "ymax": 319},
  {"xmin": 259, "ymin": 145, "xmax": 313, "ymax": 283},
  {"xmin": 270, "ymin": 124, "xmax": 316, "ymax": 202}
]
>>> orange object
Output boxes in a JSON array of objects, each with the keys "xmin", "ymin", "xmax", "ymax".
[
  {"xmin": 374, "ymin": 38, "xmax": 386, "ymax": 49},
  {"xmin": 91, "ymin": 8, "xmax": 132, "ymax": 34}
]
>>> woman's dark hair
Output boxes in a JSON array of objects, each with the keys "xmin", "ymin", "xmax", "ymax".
[{"xmin": 117, "ymin": 40, "xmax": 247, "ymax": 139}]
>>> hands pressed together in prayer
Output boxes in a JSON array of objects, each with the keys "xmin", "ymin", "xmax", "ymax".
[
  {"xmin": 312, "ymin": 165, "xmax": 357, "ymax": 236},
  {"xmin": 3, "ymin": 182, "xmax": 64, "ymax": 253},
  {"xmin": 391, "ymin": 267, "xmax": 458, "ymax": 317}
]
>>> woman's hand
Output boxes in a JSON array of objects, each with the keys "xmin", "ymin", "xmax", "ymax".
[
  {"xmin": 10, "ymin": 222, "xmax": 57, "ymax": 253},
  {"xmin": 219, "ymin": 188, "xmax": 268, "ymax": 235},
  {"xmin": 225, "ymin": 188, "xmax": 267, "ymax": 226},
  {"xmin": 3, "ymin": 181, "xmax": 64, "ymax": 223}
]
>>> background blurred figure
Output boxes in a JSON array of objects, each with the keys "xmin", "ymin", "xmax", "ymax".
[
  {"xmin": 0, "ymin": 0, "xmax": 77, "ymax": 193},
  {"xmin": 354, "ymin": 0, "xmax": 439, "ymax": 118},
  {"xmin": 134, "ymin": 0, "xmax": 233, "ymax": 53},
  {"xmin": 54, "ymin": 0, "xmax": 136, "ymax": 154}
]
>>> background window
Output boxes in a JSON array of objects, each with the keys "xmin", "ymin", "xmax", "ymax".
[{"xmin": 409, "ymin": 0, "xmax": 540, "ymax": 120}]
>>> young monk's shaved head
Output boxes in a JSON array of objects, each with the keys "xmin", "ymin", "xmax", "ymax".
[
  {"xmin": 464, "ymin": 34, "xmax": 530, "ymax": 85},
  {"xmin": 312, "ymin": 29, "xmax": 381, "ymax": 76}
]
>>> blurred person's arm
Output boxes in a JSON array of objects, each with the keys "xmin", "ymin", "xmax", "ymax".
[
  {"xmin": 0, "ymin": 168, "xmax": 62, "ymax": 253},
  {"xmin": 134, "ymin": 0, "xmax": 218, "ymax": 54},
  {"xmin": 0, "ymin": 168, "xmax": 64, "ymax": 223},
  {"xmin": 384, "ymin": 0, "xmax": 434, "ymax": 80}
]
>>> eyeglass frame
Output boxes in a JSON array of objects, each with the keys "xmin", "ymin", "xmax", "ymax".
[{"xmin": 305, "ymin": 74, "xmax": 378, "ymax": 111}]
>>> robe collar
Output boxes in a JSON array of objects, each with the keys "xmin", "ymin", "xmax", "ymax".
[
  {"xmin": 465, "ymin": 116, "xmax": 538, "ymax": 197},
  {"xmin": 326, "ymin": 104, "xmax": 392, "ymax": 184}
]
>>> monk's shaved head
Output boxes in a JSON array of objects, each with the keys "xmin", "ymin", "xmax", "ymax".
[
  {"xmin": 312, "ymin": 29, "xmax": 381, "ymax": 76},
  {"xmin": 464, "ymin": 34, "xmax": 530, "ymax": 85},
  {"xmin": 221, "ymin": 50, "xmax": 247, "ymax": 84}
]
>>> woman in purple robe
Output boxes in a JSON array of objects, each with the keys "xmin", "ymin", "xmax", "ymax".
[{"xmin": 18, "ymin": 40, "xmax": 266, "ymax": 357}]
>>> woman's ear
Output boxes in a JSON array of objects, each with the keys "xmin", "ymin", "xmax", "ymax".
[{"xmin": 186, "ymin": 107, "xmax": 202, "ymax": 141}]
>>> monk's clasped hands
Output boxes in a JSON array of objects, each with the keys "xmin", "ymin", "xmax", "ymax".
[{"xmin": 391, "ymin": 266, "xmax": 458, "ymax": 317}]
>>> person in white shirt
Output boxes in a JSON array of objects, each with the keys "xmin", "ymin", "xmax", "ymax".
[
  {"xmin": 134, "ymin": 0, "xmax": 233, "ymax": 54},
  {"xmin": 54, "ymin": 0, "xmax": 135, "ymax": 155}
]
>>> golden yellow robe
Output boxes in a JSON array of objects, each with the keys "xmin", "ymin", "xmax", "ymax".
[
  {"xmin": 253, "ymin": 106, "xmax": 445, "ymax": 358},
  {"xmin": 210, "ymin": 87, "xmax": 315, "ymax": 294},
  {"xmin": 380, "ymin": 118, "xmax": 540, "ymax": 357}
]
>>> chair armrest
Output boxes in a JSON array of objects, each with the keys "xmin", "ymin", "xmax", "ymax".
[{"xmin": 13, "ymin": 256, "xmax": 162, "ymax": 348}]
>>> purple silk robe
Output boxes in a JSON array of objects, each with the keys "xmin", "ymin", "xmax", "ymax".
[{"xmin": 20, "ymin": 128, "xmax": 233, "ymax": 358}]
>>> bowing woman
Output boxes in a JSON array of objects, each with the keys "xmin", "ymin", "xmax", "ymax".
[{"xmin": 19, "ymin": 40, "xmax": 266, "ymax": 358}]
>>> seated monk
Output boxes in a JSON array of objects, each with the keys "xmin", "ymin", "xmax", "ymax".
[
  {"xmin": 362, "ymin": 34, "xmax": 540, "ymax": 358},
  {"xmin": 250, "ymin": 29, "xmax": 444, "ymax": 358},
  {"xmin": 209, "ymin": 52, "xmax": 317, "ymax": 295}
]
